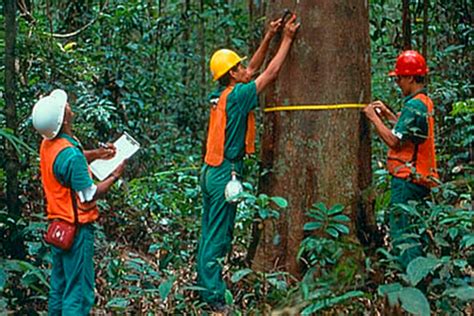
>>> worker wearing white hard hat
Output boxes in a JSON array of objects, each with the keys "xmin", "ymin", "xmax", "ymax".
[
  {"xmin": 32, "ymin": 89, "xmax": 68, "ymax": 139},
  {"xmin": 32, "ymin": 89, "xmax": 126, "ymax": 314}
]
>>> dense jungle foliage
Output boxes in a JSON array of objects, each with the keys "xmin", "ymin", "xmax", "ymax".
[{"xmin": 0, "ymin": 0, "xmax": 472, "ymax": 314}]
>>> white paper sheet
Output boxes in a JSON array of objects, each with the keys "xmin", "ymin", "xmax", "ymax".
[{"xmin": 90, "ymin": 132, "xmax": 140, "ymax": 181}]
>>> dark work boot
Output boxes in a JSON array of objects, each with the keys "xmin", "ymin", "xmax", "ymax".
[{"xmin": 210, "ymin": 302, "xmax": 232, "ymax": 316}]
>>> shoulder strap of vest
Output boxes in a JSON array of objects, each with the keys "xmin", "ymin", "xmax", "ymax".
[
  {"xmin": 70, "ymin": 188, "xmax": 79, "ymax": 225},
  {"xmin": 61, "ymin": 137, "xmax": 79, "ymax": 225},
  {"xmin": 412, "ymin": 143, "xmax": 419, "ymax": 168},
  {"xmin": 411, "ymin": 92, "xmax": 428, "ymax": 167},
  {"xmin": 203, "ymin": 86, "xmax": 234, "ymax": 162}
]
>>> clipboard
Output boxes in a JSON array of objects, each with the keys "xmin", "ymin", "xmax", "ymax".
[{"xmin": 90, "ymin": 132, "xmax": 140, "ymax": 181}]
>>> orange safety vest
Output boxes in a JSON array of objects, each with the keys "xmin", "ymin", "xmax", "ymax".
[
  {"xmin": 205, "ymin": 86, "xmax": 256, "ymax": 167},
  {"xmin": 40, "ymin": 137, "xmax": 99, "ymax": 224},
  {"xmin": 387, "ymin": 93, "xmax": 439, "ymax": 188}
]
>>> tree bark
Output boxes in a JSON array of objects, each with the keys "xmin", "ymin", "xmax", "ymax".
[
  {"xmin": 251, "ymin": 0, "xmax": 374, "ymax": 277},
  {"xmin": 402, "ymin": 0, "xmax": 412, "ymax": 50},
  {"xmin": 198, "ymin": 0, "xmax": 206, "ymax": 100},
  {"xmin": 422, "ymin": 0, "xmax": 428, "ymax": 59},
  {"xmin": 4, "ymin": 0, "xmax": 24, "ymax": 259},
  {"xmin": 181, "ymin": 0, "xmax": 190, "ymax": 84}
]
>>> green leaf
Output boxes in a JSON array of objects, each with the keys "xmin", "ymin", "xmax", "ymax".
[
  {"xmin": 302, "ymin": 290, "xmax": 364, "ymax": 314},
  {"xmin": 26, "ymin": 242, "xmax": 42, "ymax": 256},
  {"xmin": 181, "ymin": 285, "xmax": 207, "ymax": 292},
  {"xmin": 307, "ymin": 211, "xmax": 325, "ymax": 222},
  {"xmin": 399, "ymin": 287, "xmax": 430, "ymax": 316},
  {"xmin": 116, "ymin": 79, "xmax": 125, "ymax": 88},
  {"xmin": 303, "ymin": 222, "xmax": 323, "ymax": 231},
  {"xmin": 332, "ymin": 214, "xmax": 351, "ymax": 222},
  {"xmin": 273, "ymin": 234, "xmax": 281, "ymax": 245},
  {"xmin": 270, "ymin": 196, "xmax": 288, "ymax": 208},
  {"xmin": 259, "ymin": 209, "xmax": 271, "ymax": 219},
  {"xmin": 444, "ymin": 286, "xmax": 474, "ymax": 301},
  {"xmin": 224, "ymin": 289, "xmax": 234, "ymax": 305},
  {"xmin": 452, "ymin": 259, "xmax": 468, "ymax": 269},
  {"xmin": 231, "ymin": 268, "xmax": 253, "ymax": 283},
  {"xmin": 0, "ymin": 297, "xmax": 7, "ymax": 311},
  {"xmin": 159, "ymin": 277, "xmax": 175, "ymax": 300},
  {"xmin": 397, "ymin": 242, "xmax": 421, "ymax": 255},
  {"xmin": 328, "ymin": 204, "xmax": 344, "ymax": 215},
  {"xmin": 0, "ymin": 269, "xmax": 7, "ymax": 291},
  {"xmin": 434, "ymin": 236, "xmax": 450, "ymax": 247},
  {"xmin": 329, "ymin": 223, "xmax": 350, "ymax": 235},
  {"xmin": 267, "ymin": 277, "xmax": 287, "ymax": 291},
  {"xmin": 395, "ymin": 203, "xmax": 418, "ymax": 216},
  {"xmin": 148, "ymin": 243, "xmax": 160, "ymax": 254},
  {"xmin": 326, "ymin": 228, "xmax": 339, "ymax": 238},
  {"xmin": 242, "ymin": 182, "xmax": 254, "ymax": 192},
  {"xmin": 312, "ymin": 202, "xmax": 328, "ymax": 212},
  {"xmin": 444, "ymin": 44, "xmax": 465, "ymax": 53},
  {"xmin": 378, "ymin": 283, "xmax": 402, "ymax": 307},
  {"xmin": 447, "ymin": 227, "xmax": 458, "ymax": 240},
  {"xmin": 106, "ymin": 297, "xmax": 130, "ymax": 310},
  {"xmin": 461, "ymin": 234, "xmax": 474, "ymax": 249},
  {"xmin": 378, "ymin": 283, "xmax": 402, "ymax": 295},
  {"xmin": 406, "ymin": 256, "xmax": 440, "ymax": 286},
  {"xmin": 9, "ymin": 260, "xmax": 50, "ymax": 289},
  {"xmin": 0, "ymin": 128, "xmax": 37, "ymax": 156}
]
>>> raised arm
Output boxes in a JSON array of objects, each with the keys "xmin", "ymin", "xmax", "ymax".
[
  {"xmin": 255, "ymin": 15, "xmax": 300, "ymax": 94},
  {"xmin": 246, "ymin": 18, "xmax": 282, "ymax": 76}
]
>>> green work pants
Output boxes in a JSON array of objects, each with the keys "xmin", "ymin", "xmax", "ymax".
[
  {"xmin": 49, "ymin": 224, "xmax": 95, "ymax": 316},
  {"xmin": 389, "ymin": 177, "xmax": 430, "ymax": 269},
  {"xmin": 197, "ymin": 159, "xmax": 242, "ymax": 305}
]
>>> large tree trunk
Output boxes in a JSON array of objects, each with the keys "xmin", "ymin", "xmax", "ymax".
[
  {"xmin": 4, "ymin": 0, "xmax": 24, "ymax": 259},
  {"xmin": 251, "ymin": 0, "xmax": 374, "ymax": 277}
]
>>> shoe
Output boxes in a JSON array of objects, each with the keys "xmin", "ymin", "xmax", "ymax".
[{"xmin": 210, "ymin": 302, "xmax": 232, "ymax": 316}]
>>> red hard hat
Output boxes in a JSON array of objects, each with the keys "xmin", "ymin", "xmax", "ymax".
[{"xmin": 388, "ymin": 50, "xmax": 428, "ymax": 76}]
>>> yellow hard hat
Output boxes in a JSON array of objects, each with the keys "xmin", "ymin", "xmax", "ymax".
[{"xmin": 210, "ymin": 49, "xmax": 247, "ymax": 81}]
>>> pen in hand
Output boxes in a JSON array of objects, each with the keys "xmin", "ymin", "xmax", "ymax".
[{"xmin": 98, "ymin": 142, "xmax": 117, "ymax": 159}]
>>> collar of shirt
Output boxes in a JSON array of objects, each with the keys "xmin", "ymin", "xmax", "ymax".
[
  {"xmin": 404, "ymin": 88, "xmax": 427, "ymax": 104},
  {"xmin": 208, "ymin": 84, "xmax": 236, "ymax": 101},
  {"xmin": 58, "ymin": 133, "xmax": 83, "ymax": 150}
]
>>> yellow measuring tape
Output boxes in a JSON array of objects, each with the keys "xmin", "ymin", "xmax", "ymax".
[{"xmin": 264, "ymin": 104, "xmax": 366, "ymax": 112}]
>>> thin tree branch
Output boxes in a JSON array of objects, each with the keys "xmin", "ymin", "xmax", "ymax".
[
  {"xmin": 17, "ymin": 0, "xmax": 35, "ymax": 24},
  {"xmin": 43, "ymin": 0, "xmax": 109, "ymax": 39}
]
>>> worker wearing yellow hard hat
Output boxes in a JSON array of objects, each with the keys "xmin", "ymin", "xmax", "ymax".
[
  {"xmin": 209, "ymin": 49, "xmax": 247, "ymax": 81},
  {"xmin": 197, "ymin": 14, "xmax": 300, "ymax": 313}
]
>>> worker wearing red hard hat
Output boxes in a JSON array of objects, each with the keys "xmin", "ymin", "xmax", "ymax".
[{"xmin": 363, "ymin": 50, "xmax": 439, "ymax": 268}]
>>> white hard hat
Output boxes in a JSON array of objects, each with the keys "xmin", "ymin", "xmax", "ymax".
[{"xmin": 32, "ymin": 89, "xmax": 68, "ymax": 139}]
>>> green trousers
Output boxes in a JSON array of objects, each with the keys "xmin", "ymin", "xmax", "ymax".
[
  {"xmin": 197, "ymin": 160, "xmax": 242, "ymax": 305},
  {"xmin": 389, "ymin": 177, "xmax": 430, "ymax": 269},
  {"xmin": 49, "ymin": 224, "xmax": 95, "ymax": 316}
]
